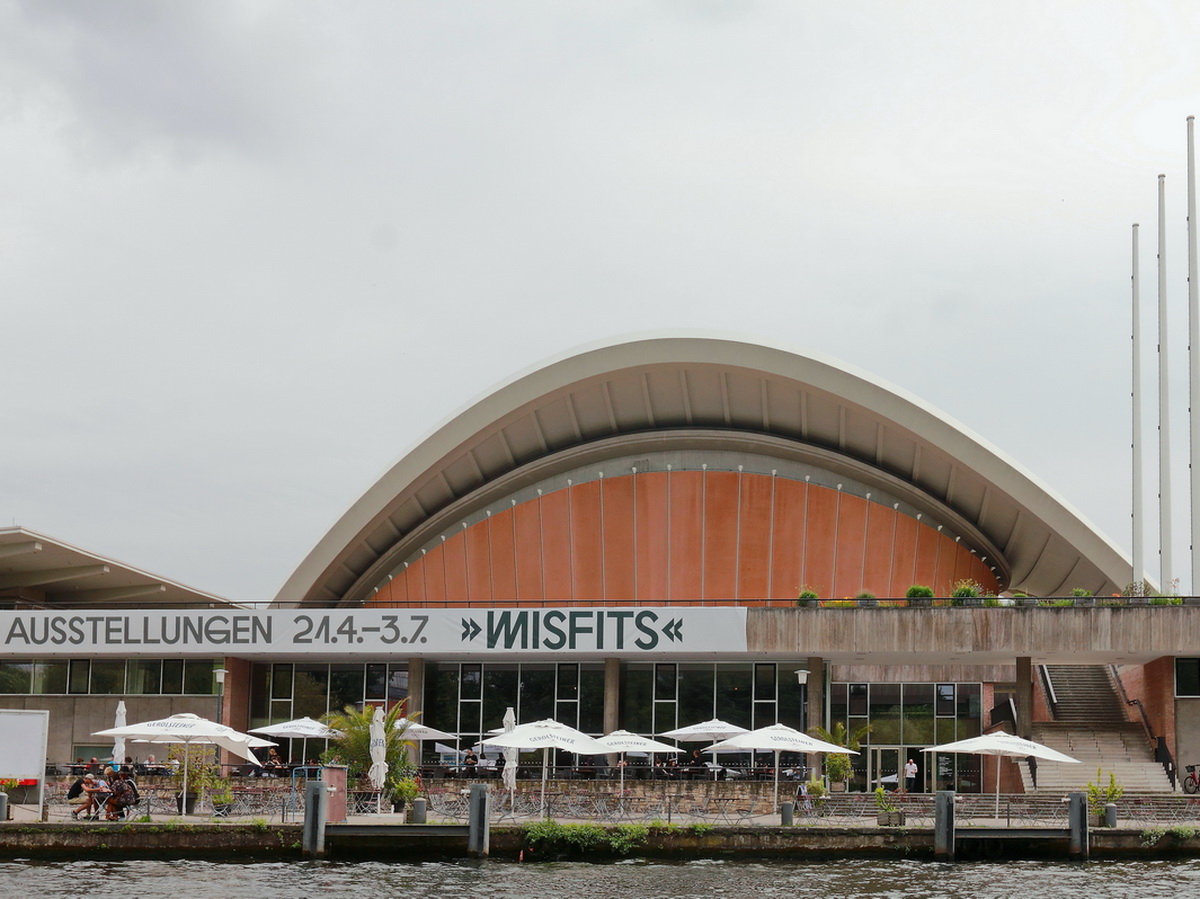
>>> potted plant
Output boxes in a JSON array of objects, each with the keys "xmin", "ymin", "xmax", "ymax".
[
  {"xmin": 906, "ymin": 585, "xmax": 934, "ymax": 608},
  {"xmin": 949, "ymin": 578, "xmax": 985, "ymax": 606},
  {"xmin": 1086, "ymin": 768, "xmax": 1123, "ymax": 827},
  {"xmin": 0, "ymin": 778, "xmax": 16, "ymax": 820},
  {"xmin": 210, "ymin": 781, "xmax": 235, "ymax": 818},
  {"xmin": 796, "ymin": 586, "xmax": 819, "ymax": 607},
  {"xmin": 388, "ymin": 773, "xmax": 420, "ymax": 815},
  {"xmin": 875, "ymin": 786, "xmax": 904, "ymax": 826},
  {"xmin": 809, "ymin": 721, "xmax": 870, "ymax": 792},
  {"xmin": 167, "ymin": 744, "xmax": 219, "ymax": 815}
]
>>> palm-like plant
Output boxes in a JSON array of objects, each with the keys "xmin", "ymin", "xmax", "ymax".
[
  {"xmin": 322, "ymin": 701, "xmax": 415, "ymax": 783},
  {"xmin": 809, "ymin": 721, "xmax": 871, "ymax": 785}
]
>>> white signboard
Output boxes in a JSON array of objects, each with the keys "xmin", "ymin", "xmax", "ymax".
[
  {"xmin": 0, "ymin": 709, "xmax": 49, "ymax": 809},
  {"xmin": 0, "ymin": 607, "xmax": 747, "ymax": 658}
]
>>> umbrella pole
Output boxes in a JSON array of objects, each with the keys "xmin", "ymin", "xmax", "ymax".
[
  {"xmin": 182, "ymin": 739, "xmax": 190, "ymax": 816},
  {"xmin": 619, "ymin": 752, "xmax": 625, "ymax": 817},
  {"xmin": 541, "ymin": 748, "xmax": 548, "ymax": 820},
  {"xmin": 995, "ymin": 755, "xmax": 1001, "ymax": 819},
  {"xmin": 774, "ymin": 749, "xmax": 781, "ymax": 812}
]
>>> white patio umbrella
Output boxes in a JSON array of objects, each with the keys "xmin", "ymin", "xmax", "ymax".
[
  {"xmin": 923, "ymin": 730, "xmax": 1081, "ymax": 817},
  {"xmin": 393, "ymin": 717, "xmax": 456, "ymax": 768},
  {"xmin": 94, "ymin": 713, "xmax": 263, "ymax": 814},
  {"xmin": 705, "ymin": 723, "xmax": 855, "ymax": 809},
  {"xmin": 249, "ymin": 716, "xmax": 342, "ymax": 764},
  {"xmin": 660, "ymin": 718, "xmax": 750, "ymax": 780},
  {"xmin": 394, "ymin": 718, "xmax": 456, "ymax": 742},
  {"xmin": 367, "ymin": 706, "xmax": 389, "ymax": 813},
  {"xmin": 501, "ymin": 707, "xmax": 518, "ymax": 795},
  {"xmin": 111, "ymin": 701, "xmax": 127, "ymax": 765},
  {"xmin": 482, "ymin": 718, "xmax": 608, "ymax": 818},
  {"xmin": 598, "ymin": 730, "xmax": 684, "ymax": 801}
]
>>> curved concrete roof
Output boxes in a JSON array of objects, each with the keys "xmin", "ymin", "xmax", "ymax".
[{"xmin": 277, "ymin": 332, "xmax": 1132, "ymax": 605}]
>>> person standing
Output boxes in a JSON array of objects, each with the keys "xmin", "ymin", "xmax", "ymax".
[{"xmin": 904, "ymin": 758, "xmax": 918, "ymax": 793}]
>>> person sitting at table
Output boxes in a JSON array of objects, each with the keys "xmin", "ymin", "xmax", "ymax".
[
  {"xmin": 105, "ymin": 771, "xmax": 139, "ymax": 820},
  {"xmin": 72, "ymin": 773, "xmax": 109, "ymax": 820},
  {"xmin": 264, "ymin": 748, "xmax": 284, "ymax": 776}
]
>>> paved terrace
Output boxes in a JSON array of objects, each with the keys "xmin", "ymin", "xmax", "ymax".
[{"xmin": 18, "ymin": 776, "xmax": 1200, "ymax": 830}]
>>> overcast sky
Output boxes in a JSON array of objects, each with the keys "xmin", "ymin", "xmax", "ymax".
[{"xmin": 4, "ymin": 1, "xmax": 1200, "ymax": 600}]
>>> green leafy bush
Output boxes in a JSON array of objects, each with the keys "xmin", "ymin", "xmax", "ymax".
[{"xmin": 905, "ymin": 585, "xmax": 934, "ymax": 598}]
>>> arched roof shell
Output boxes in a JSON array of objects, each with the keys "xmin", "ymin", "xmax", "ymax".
[{"xmin": 276, "ymin": 333, "xmax": 1131, "ymax": 605}]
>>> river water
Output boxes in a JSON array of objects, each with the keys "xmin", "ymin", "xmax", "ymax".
[{"xmin": 7, "ymin": 858, "xmax": 1200, "ymax": 898}]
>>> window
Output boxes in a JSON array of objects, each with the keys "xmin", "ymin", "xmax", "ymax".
[{"xmin": 1177, "ymin": 659, "xmax": 1200, "ymax": 697}]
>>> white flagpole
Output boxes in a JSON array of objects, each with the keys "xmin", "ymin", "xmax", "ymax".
[
  {"xmin": 1189, "ymin": 116, "xmax": 1199, "ymax": 595},
  {"xmin": 1160, "ymin": 173, "xmax": 1175, "ymax": 590},
  {"xmin": 1134, "ymin": 223, "xmax": 1144, "ymax": 590}
]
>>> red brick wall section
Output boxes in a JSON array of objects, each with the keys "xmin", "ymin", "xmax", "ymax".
[
  {"xmin": 1121, "ymin": 658, "xmax": 1177, "ymax": 760},
  {"xmin": 367, "ymin": 473, "xmax": 999, "ymax": 606}
]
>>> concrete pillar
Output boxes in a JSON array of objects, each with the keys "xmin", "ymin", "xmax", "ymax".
[
  {"xmin": 934, "ymin": 791, "xmax": 955, "ymax": 861},
  {"xmin": 603, "ymin": 658, "xmax": 621, "ymax": 733},
  {"xmin": 806, "ymin": 657, "xmax": 825, "ymax": 779},
  {"xmin": 405, "ymin": 658, "xmax": 425, "ymax": 769},
  {"xmin": 406, "ymin": 657, "xmax": 425, "ymax": 717},
  {"xmin": 1068, "ymin": 790, "xmax": 1089, "ymax": 859},
  {"xmin": 467, "ymin": 783, "xmax": 490, "ymax": 858},
  {"xmin": 1015, "ymin": 656, "xmax": 1033, "ymax": 739},
  {"xmin": 603, "ymin": 658, "xmax": 621, "ymax": 768},
  {"xmin": 302, "ymin": 780, "xmax": 328, "ymax": 858}
]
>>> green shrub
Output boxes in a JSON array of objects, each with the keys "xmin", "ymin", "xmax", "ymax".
[
  {"xmin": 950, "ymin": 579, "xmax": 983, "ymax": 598},
  {"xmin": 905, "ymin": 585, "xmax": 934, "ymax": 598},
  {"xmin": 854, "ymin": 591, "xmax": 876, "ymax": 600},
  {"xmin": 1070, "ymin": 587, "xmax": 1093, "ymax": 597},
  {"xmin": 610, "ymin": 822, "xmax": 649, "ymax": 855},
  {"xmin": 1150, "ymin": 596, "xmax": 1183, "ymax": 606},
  {"xmin": 1086, "ymin": 769, "xmax": 1123, "ymax": 818}
]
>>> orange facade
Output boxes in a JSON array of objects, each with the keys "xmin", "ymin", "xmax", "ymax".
[{"xmin": 368, "ymin": 471, "xmax": 997, "ymax": 607}]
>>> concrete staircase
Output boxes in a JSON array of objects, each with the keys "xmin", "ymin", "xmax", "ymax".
[
  {"xmin": 1023, "ymin": 722, "xmax": 1174, "ymax": 792},
  {"xmin": 1017, "ymin": 665, "xmax": 1173, "ymax": 793},
  {"xmin": 1042, "ymin": 665, "xmax": 1127, "ymax": 723}
]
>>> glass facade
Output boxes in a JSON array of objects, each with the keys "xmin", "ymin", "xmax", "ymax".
[
  {"xmin": 246, "ymin": 661, "xmax": 409, "ymax": 763},
  {"xmin": 829, "ymin": 681, "xmax": 983, "ymax": 792},
  {"xmin": 424, "ymin": 661, "xmax": 606, "ymax": 764},
  {"xmin": 0, "ymin": 659, "xmax": 217, "ymax": 695}
]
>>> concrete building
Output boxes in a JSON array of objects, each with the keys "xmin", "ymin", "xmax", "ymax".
[{"xmin": 2, "ymin": 335, "xmax": 1196, "ymax": 792}]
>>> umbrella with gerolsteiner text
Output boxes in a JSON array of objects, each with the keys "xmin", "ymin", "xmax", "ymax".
[
  {"xmin": 923, "ymin": 730, "xmax": 1080, "ymax": 817},
  {"xmin": 94, "ymin": 713, "xmax": 265, "ymax": 814}
]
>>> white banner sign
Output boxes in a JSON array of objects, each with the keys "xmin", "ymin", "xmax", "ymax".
[{"xmin": 0, "ymin": 607, "xmax": 747, "ymax": 658}]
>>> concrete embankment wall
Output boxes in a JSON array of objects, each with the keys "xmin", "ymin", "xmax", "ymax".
[
  {"xmin": 6, "ymin": 823, "xmax": 1200, "ymax": 861},
  {"xmin": 0, "ymin": 823, "xmax": 304, "ymax": 858}
]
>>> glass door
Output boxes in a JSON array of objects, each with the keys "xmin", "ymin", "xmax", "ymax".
[{"xmin": 871, "ymin": 747, "xmax": 901, "ymax": 793}]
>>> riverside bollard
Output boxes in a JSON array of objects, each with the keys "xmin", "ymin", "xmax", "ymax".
[
  {"xmin": 410, "ymin": 796, "xmax": 427, "ymax": 824},
  {"xmin": 934, "ymin": 791, "xmax": 955, "ymax": 861},
  {"xmin": 467, "ymin": 784, "xmax": 490, "ymax": 858},
  {"xmin": 1068, "ymin": 791, "xmax": 1089, "ymax": 859},
  {"xmin": 1104, "ymin": 802, "xmax": 1117, "ymax": 829},
  {"xmin": 780, "ymin": 801, "xmax": 794, "ymax": 826},
  {"xmin": 302, "ymin": 780, "xmax": 329, "ymax": 858},
  {"xmin": 0, "ymin": 792, "xmax": 8, "ymax": 824}
]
